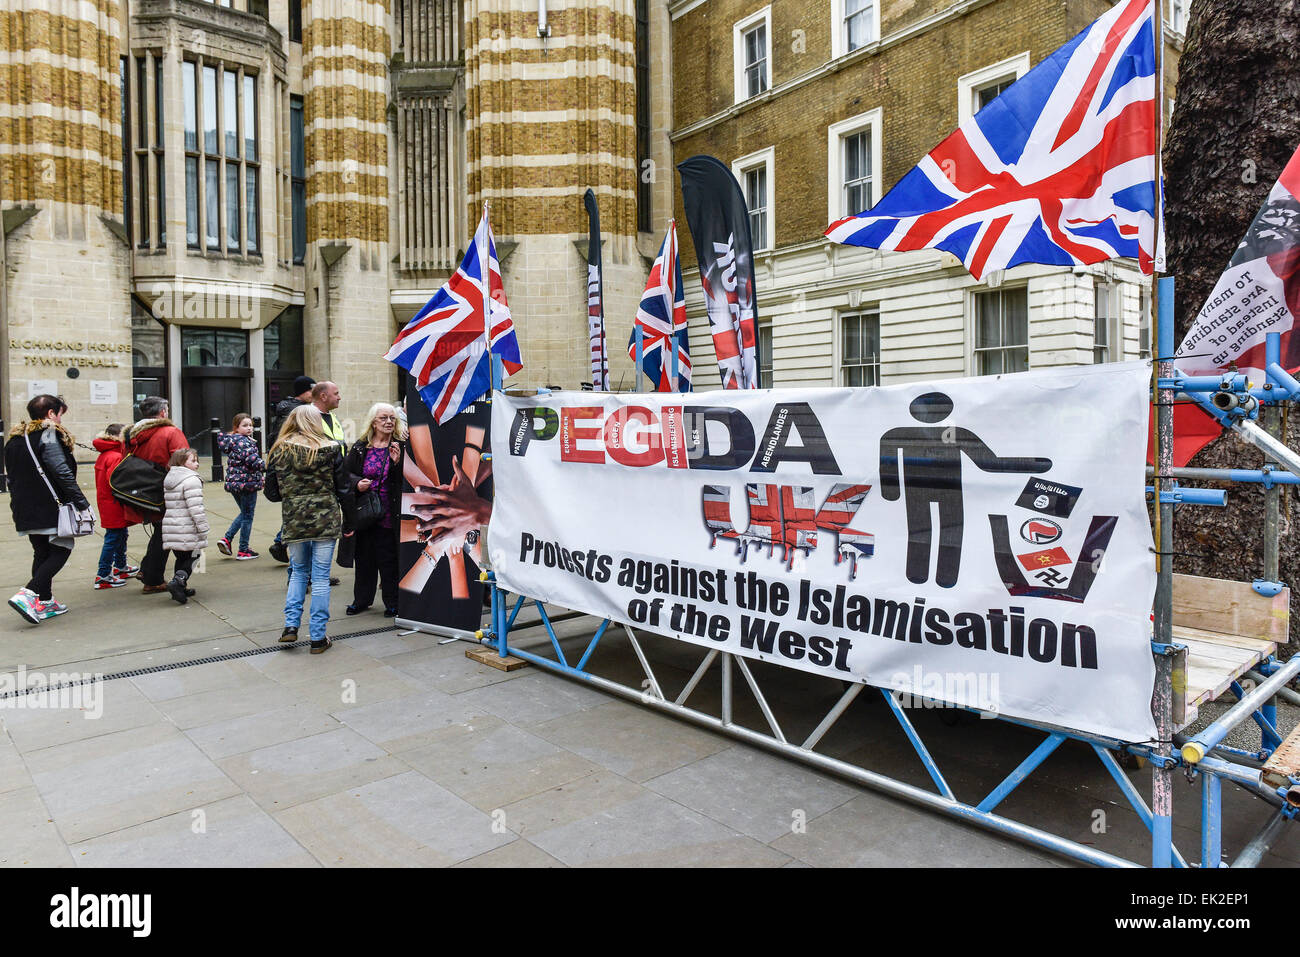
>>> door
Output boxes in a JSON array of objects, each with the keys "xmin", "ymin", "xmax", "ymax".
[{"xmin": 181, "ymin": 367, "xmax": 252, "ymax": 456}]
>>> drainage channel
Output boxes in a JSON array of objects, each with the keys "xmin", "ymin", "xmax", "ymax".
[{"xmin": 0, "ymin": 625, "xmax": 403, "ymax": 701}]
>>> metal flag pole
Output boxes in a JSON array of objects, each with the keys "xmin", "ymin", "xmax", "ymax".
[{"xmin": 635, "ymin": 325, "xmax": 644, "ymax": 394}]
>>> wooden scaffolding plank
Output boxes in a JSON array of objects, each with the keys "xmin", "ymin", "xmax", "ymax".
[
  {"xmin": 1172, "ymin": 574, "xmax": 1290, "ymax": 643},
  {"xmin": 1262, "ymin": 722, "xmax": 1300, "ymax": 789}
]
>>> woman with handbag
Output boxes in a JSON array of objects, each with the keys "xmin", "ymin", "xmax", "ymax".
[
  {"xmin": 5, "ymin": 394, "xmax": 95, "ymax": 624},
  {"xmin": 342, "ymin": 402, "xmax": 406, "ymax": 617},
  {"xmin": 264, "ymin": 405, "xmax": 355, "ymax": 653}
]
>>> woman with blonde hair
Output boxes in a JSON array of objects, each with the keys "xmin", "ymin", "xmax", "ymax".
[
  {"xmin": 264, "ymin": 404, "xmax": 355, "ymax": 653},
  {"xmin": 341, "ymin": 402, "xmax": 407, "ymax": 617}
]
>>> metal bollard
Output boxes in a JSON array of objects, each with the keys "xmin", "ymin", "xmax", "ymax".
[
  {"xmin": 0, "ymin": 417, "xmax": 6, "ymax": 493},
  {"xmin": 210, "ymin": 417, "xmax": 224, "ymax": 482},
  {"xmin": 252, "ymin": 415, "xmax": 264, "ymax": 455}
]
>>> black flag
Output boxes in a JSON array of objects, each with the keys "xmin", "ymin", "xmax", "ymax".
[
  {"xmin": 677, "ymin": 154, "xmax": 761, "ymax": 389},
  {"xmin": 583, "ymin": 188, "xmax": 610, "ymax": 390}
]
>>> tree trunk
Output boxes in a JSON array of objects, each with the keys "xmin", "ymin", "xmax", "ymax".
[{"xmin": 1164, "ymin": 0, "xmax": 1300, "ymax": 647}]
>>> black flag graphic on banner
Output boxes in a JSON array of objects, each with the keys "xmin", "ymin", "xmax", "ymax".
[
  {"xmin": 583, "ymin": 188, "xmax": 610, "ymax": 390},
  {"xmin": 677, "ymin": 155, "xmax": 761, "ymax": 389}
]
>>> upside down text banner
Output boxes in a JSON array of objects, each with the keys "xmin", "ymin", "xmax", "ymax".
[{"xmin": 489, "ymin": 363, "xmax": 1157, "ymax": 742}]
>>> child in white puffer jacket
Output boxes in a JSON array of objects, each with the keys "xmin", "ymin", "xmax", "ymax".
[{"xmin": 161, "ymin": 448, "xmax": 209, "ymax": 604}]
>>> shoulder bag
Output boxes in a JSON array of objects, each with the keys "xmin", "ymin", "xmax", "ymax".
[{"xmin": 25, "ymin": 435, "xmax": 94, "ymax": 537}]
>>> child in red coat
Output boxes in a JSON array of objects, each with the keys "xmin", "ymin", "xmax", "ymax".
[{"xmin": 92, "ymin": 424, "xmax": 139, "ymax": 588}]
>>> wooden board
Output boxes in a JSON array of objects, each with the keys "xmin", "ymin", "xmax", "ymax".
[
  {"xmin": 1173, "ymin": 629, "xmax": 1274, "ymax": 730},
  {"xmin": 1172, "ymin": 573, "xmax": 1290, "ymax": 643},
  {"xmin": 1262, "ymin": 723, "xmax": 1300, "ymax": 789},
  {"xmin": 465, "ymin": 647, "xmax": 528, "ymax": 672}
]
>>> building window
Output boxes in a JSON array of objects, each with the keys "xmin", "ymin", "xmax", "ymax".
[
  {"xmin": 832, "ymin": 0, "xmax": 879, "ymax": 58},
  {"xmin": 827, "ymin": 109, "xmax": 881, "ymax": 223},
  {"xmin": 182, "ymin": 328, "xmax": 249, "ymax": 367},
  {"xmin": 974, "ymin": 288, "xmax": 1029, "ymax": 375},
  {"xmin": 732, "ymin": 147, "xmax": 774, "ymax": 253},
  {"xmin": 289, "ymin": 0, "xmax": 302, "ymax": 42},
  {"xmin": 733, "ymin": 8, "xmax": 771, "ymax": 103},
  {"xmin": 130, "ymin": 54, "xmax": 165, "ymax": 249},
  {"xmin": 1169, "ymin": 0, "xmax": 1186, "ymax": 34},
  {"xmin": 291, "ymin": 95, "xmax": 306, "ymax": 263},
  {"xmin": 758, "ymin": 322, "xmax": 773, "ymax": 387},
  {"xmin": 1094, "ymin": 281, "xmax": 1120, "ymax": 364},
  {"xmin": 184, "ymin": 58, "xmax": 259, "ymax": 256},
  {"xmin": 841, "ymin": 310, "xmax": 880, "ymax": 386},
  {"xmin": 957, "ymin": 53, "xmax": 1030, "ymax": 124}
]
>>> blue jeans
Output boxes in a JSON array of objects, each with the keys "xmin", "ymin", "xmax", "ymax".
[
  {"xmin": 224, "ymin": 491, "xmax": 258, "ymax": 550},
  {"xmin": 97, "ymin": 527, "xmax": 129, "ymax": 578},
  {"xmin": 285, "ymin": 539, "xmax": 336, "ymax": 641}
]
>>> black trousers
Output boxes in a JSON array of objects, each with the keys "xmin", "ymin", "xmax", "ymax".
[
  {"xmin": 170, "ymin": 550, "xmax": 196, "ymax": 580},
  {"xmin": 353, "ymin": 524, "xmax": 399, "ymax": 611},
  {"xmin": 141, "ymin": 523, "xmax": 182, "ymax": 586},
  {"xmin": 27, "ymin": 534, "xmax": 72, "ymax": 601}
]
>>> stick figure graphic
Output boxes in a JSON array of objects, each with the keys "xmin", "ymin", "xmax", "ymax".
[{"xmin": 880, "ymin": 392, "xmax": 1052, "ymax": 588}]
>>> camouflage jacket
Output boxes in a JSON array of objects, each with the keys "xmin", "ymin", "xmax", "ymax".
[{"xmin": 264, "ymin": 442, "xmax": 356, "ymax": 543}]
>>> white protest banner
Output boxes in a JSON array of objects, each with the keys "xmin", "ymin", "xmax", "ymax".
[{"xmin": 489, "ymin": 363, "xmax": 1157, "ymax": 742}]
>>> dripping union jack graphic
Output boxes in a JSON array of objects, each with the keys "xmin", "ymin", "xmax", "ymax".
[
  {"xmin": 385, "ymin": 205, "xmax": 523, "ymax": 423},
  {"xmin": 826, "ymin": 0, "xmax": 1160, "ymax": 280}
]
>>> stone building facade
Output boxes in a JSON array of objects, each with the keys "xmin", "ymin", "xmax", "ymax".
[
  {"xmin": 1, "ymin": 0, "xmax": 669, "ymax": 451},
  {"xmin": 669, "ymin": 0, "xmax": 1183, "ymax": 389}
]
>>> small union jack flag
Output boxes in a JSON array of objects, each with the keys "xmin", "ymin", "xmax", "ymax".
[
  {"xmin": 385, "ymin": 205, "xmax": 523, "ymax": 423},
  {"xmin": 826, "ymin": 0, "xmax": 1160, "ymax": 279},
  {"xmin": 629, "ymin": 221, "xmax": 692, "ymax": 392}
]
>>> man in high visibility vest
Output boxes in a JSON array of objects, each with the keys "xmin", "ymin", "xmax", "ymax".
[{"xmin": 310, "ymin": 381, "xmax": 347, "ymax": 448}]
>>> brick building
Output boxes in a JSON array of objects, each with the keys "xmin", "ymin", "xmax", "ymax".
[
  {"xmin": 670, "ymin": 0, "xmax": 1184, "ymax": 389},
  {"xmin": 0, "ymin": 0, "xmax": 671, "ymax": 446}
]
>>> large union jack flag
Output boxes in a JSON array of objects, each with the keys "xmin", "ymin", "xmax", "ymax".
[
  {"xmin": 826, "ymin": 0, "xmax": 1159, "ymax": 280},
  {"xmin": 385, "ymin": 206, "xmax": 523, "ymax": 423},
  {"xmin": 629, "ymin": 220, "xmax": 692, "ymax": 392}
]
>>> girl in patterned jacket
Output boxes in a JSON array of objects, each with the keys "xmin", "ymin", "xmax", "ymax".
[{"xmin": 215, "ymin": 412, "xmax": 265, "ymax": 560}]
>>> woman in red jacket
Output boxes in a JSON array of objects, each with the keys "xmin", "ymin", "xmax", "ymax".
[{"xmin": 91, "ymin": 424, "xmax": 140, "ymax": 588}]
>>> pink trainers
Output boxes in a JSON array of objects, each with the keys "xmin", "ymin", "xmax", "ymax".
[
  {"xmin": 8, "ymin": 588, "xmax": 40, "ymax": 624},
  {"xmin": 216, "ymin": 538, "xmax": 232, "ymax": 557}
]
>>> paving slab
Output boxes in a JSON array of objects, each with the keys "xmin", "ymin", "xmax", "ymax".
[
  {"xmin": 282, "ymin": 664, "xmax": 423, "ymax": 715},
  {"xmin": 500, "ymin": 771, "xmax": 792, "ymax": 868},
  {"xmin": 400, "ymin": 713, "xmax": 599, "ymax": 810},
  {"xmin": 217, "ymin": 727, "xmax": 409, "ymax": 812},
  {"xmin": 0, "ymin": 679, "xmax": 163, "ymax": 754},
  {"xmin": 643, "ymin": 744, "xmax": 860, "ymax": 843},
  {"xmin": 0, "ymin": 786, "xmax": 74, "ymax": 867},
  {"xmin": 453, "ymin": 837, "xmax": 567, "ymax": 868},
  {"xmin": 381, "ymin": 645, "xmax": 531, "ymax": 695},
  {"xmin": 70, "ymin": 794, "xmax": 318, "ymax": 868},
  {"xmin": 452, "ymin": 671, "xmax": 610, "ymax": 727},
  {"xmin": 151, "ymin": 674, "xmax": 307, "ymax": 730},
  {"xmin": 273, "ymin": 770, "xmax": 516, "ymax": 866},
  {"xmin": 0, "ymin": 732, "xmax": 32, "ymax": 795},
  {"xmin": 336, "ymin": 688, "xmax": 491, "ymax": 754},
  {"xmin": 532, "ymin": 699, "xmax": 731, "ymax": 783},
  {"xmin": 25, "ymin": 722, "xmax": 241, "ymax": 844},
  {"xmin": 184, "ymin": 702, "xmax": 343, "ymax": 761}
]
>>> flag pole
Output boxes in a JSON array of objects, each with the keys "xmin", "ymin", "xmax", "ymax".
[
  {"xmin": 1147, "ymin": 0, "xmax": 1176, "ymax": 872},
  {"xmin": 482, "ymin": 201, "xmax": 499, "ymax": 393}
]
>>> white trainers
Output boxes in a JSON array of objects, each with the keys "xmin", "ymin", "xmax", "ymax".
[
  {"xmin": 34, "ymin": 598, "xmax": 68, "ymax": 620},
  {"xmin": 8, "ymin": 588, "xmax": 41, "ymax": 625}
]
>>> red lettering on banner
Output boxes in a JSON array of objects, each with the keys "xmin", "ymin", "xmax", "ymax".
[
  {"xmin": 660, "ymin": 406, "xmax": 686, "ymax": 469},
  {"xmin": 605, "ymin": 406, "xmax": 662, "ymax": 467},
  {"xmin": 560, "ymin": 407, "xmax": 605, "ymax": 464}
]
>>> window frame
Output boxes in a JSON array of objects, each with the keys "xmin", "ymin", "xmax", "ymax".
[
  {"xmin": 826, "ymin": 108, "xmax": 882, "ymax": 225},
  {"xmin": 183, "ymin": 55, "xmax": 260, "ymax": 258},
  {"xmin": 1168, "ymin": 0, "xmax": 1187, "ymax": 35},
  {"xmin": 731, "ymin": 146, "xmax": 775, "ymax": 254},
  {"xmin": 758, "ymin": 321, "xmax": 773, "ymax": 388},
  {"xmin": 957, "ymin": 52, "xmax": 1030, "ymax": 124},
  {"xmin": 1093, "ymin": 280, "xmax": 1122, "ymax": 364},
  {"xmin": 732, "ymin": 7, "xmax": 772, "ymax": 104},
  {"xmin": 838, "ymin": 308, "xmax": 882, "ymax": 388},
  {"xmin": 830, "ymin": 0, "xmax": 879, "ymax": 60},
  {"xmin": 971, "ymin": 285, "xmax": 1030, "ymax": 376}
]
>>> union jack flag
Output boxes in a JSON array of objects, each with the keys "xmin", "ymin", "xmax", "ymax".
[
  {"xmin": 385, "ymin": 206, "xmax": 522, "ymax": 423},
  {"xmin": 826, "ymin": 0, "xmax": 1160, "ymax": 280},
  {"xmin": 629, "ymin": 221, "xmax": 692, "ymax": 392}
]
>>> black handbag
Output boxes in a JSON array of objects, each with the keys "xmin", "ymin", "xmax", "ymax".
[
  {"xmin": 109, "ymin": 452, "xmax": 166, "ymax": 518},
  {"xmin": 354, "ymin": 490, "xmax": 385, "ymax": 531}
]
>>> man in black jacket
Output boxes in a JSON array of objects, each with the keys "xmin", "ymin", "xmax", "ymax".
[{"xmin": 5, "ymin": 395, "xmax": 93, "ymax": 624}]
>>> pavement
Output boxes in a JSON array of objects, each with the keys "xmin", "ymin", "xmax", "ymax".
[{"xmin": 0, "ymin": 460, "xmax": 1297, "ymax": 867}]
